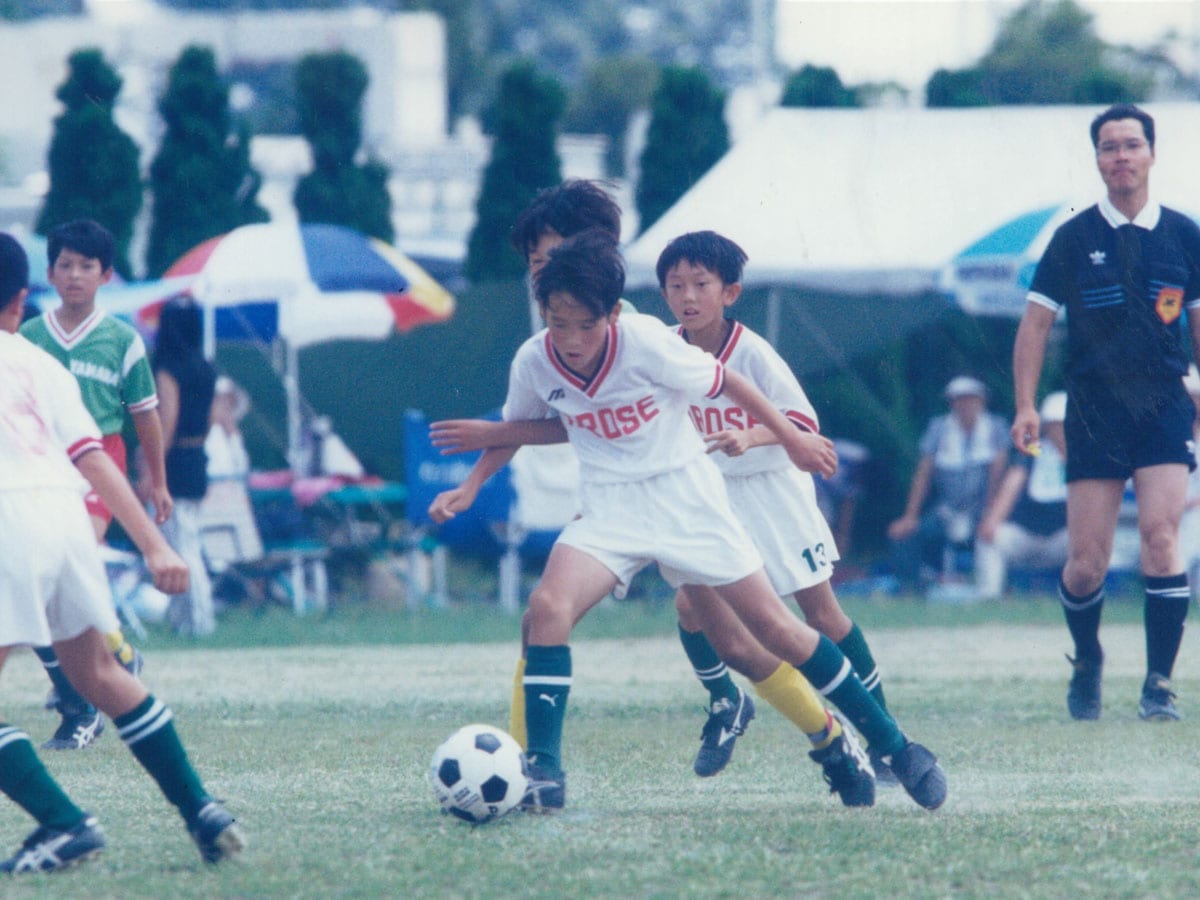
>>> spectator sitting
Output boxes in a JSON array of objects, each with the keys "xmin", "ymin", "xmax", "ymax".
[
  {"xmin": 200, "ymin": 377, "xmax": 264, "ymax": 584},
  {"xmin": 302, "ymin": 415, "xmax": 364, "ymax": 481},
  {"xmin": 975, "ymin": 391, "xmax": 1069, "ymax": 600},
  {"xmin": 886, "ymin": 375, "xmax": 1009, "ymax": 595}
]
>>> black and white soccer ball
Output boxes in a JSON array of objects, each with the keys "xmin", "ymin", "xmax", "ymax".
[{"xmin": 429, "ymin": 724, "xmax": 528, "ymax": 824}]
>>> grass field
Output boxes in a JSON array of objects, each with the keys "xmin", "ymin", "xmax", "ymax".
[{"xmin": 1, "ymin": 594, "xmax": 1198, "ymax": 898}]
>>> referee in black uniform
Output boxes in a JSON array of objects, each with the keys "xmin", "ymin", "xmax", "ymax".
[{"xmin": 1011, "ymin": 104, "xmax": 1200, "ymax": 722}]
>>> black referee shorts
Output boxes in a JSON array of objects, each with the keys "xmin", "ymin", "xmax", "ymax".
[{"xmin": 1065, "ymin": 385, "xmax": 1197, "ymax": 482}]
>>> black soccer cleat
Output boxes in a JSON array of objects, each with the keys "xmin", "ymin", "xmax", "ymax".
[
  {"xmin": 1, "ymin": 815, "xmax": 105, "ymax": 873},
  {"xmin": 889, "ymin": 739, "xmax": 948, "ymax": 811},
  {"xmin": 520, "ymin": 756, "xmax": 566, "ymax": 813},
  {"xmin": 42, "ymin": 710, "xmax": 104, "ymax": 750},
  {"xmin": 188, "ymin": 800, "xmax": 245, "ymax": 864},
  {"xmin": 1066, "ymin": 652, "xmax": 1103, "ymax": 721},
  {"xmin": 1138, "ymin": 672, "xmax": 1181, "ymax": 721},
  {"xmin": 808, "ymin": 719, "xmax": 876, "ymax": 807},
  {"xmin": 694, "ymin": 688, "xmax": 756, "ymax": 778}
]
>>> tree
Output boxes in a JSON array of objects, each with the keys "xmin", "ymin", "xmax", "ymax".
[
  {"xmin": 780, "ymin": 64, "xmax": 859, "ymax": 108},
  {"xmin": 36, "ymin": 48, "xmax": 142, "ymax": 278},
  {"xmin": 635, "ymin": 66, "xmax": 728, "ymax": 236},
  {"xmin": 293, "ymin": 51, "xmax": 393, "ymax": 242},
  {"xmin": 464, "ymin": 61, "xmax": 564, "ymax": 284},
  {"xmin": 565, "ymin": 55, "xmax": 658, "ymax": 177},
  {"xmin": 146, "ymin": 46, "xmax": 268, "ymax": 277},
  {"xmin": 925, "ymin": 0, "xmax": 1151, "ymax": 107}
]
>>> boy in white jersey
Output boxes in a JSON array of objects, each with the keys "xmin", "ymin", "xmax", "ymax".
[
  {"xmin": 657, "ymin": 230, "xmax": 900, "ymax": 782},
  {"xmin": 429, "ymin": 229, "xmax": 947, "ymax": 813},
  {"xmin": 0, "ymin": 233, "xmax": 243, "ymax": 872},
  {"xmin": 447, "ymin": 181, "xmax": 876, "ymax": 804}
]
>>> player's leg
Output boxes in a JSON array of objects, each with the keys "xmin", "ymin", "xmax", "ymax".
[
  {"xmin": 1060, "ymin": 478, "xmax": 1123, "ymax": 720},
  {"xmin": 712, "ymin": 570, "xmax": 946, "ymax": 809},
  {"xmin": 0, "ymin": 647, "xmax": 104, "ymax": 873},
  {"xmin": 32, "ymin": 646, "xmax": 104, "ymax": 750},
  {"xmin": 521, "ymin": 543, "xmax": 617, "ymax": 810},
  {"xmin": 1132, "ymin": 463, "xmax": 1190, "ymax": 720},
  {"xmin": 53, "ymin": 629, "xmax": 244, "ymax": 862},
  {"xmin": 680, "ymin": 585, "xmax": 873, "ymax": 803}
]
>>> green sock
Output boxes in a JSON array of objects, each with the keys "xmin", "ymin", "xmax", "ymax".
[
  {"xmin": 114, "ymin": 697, "xmax": 207, "ymax": 822},
  {"xmin": 838, "ymin": 623, "xmax": 888, "ymax": 713},
  {"xmin": 0, "ymin": 725, "xmax": 86, "ymax": 830},
  {"xmin": 523, "ymin": 645, "xmax": 571, "ymax": 776},
  {"xmin": 678, "ymin": 625, "xmax": 739, "ymax": 706},
  {"xmin": 34, "ymin": 646, "xmax": 96, "ymax": 717},
  {"xmin": 798, "ymin": 635, "xmax": 904, "ymax": 757}
]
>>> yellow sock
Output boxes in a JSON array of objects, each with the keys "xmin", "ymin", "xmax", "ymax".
[
  {"xmin": 753, "ymin": 662, "xmax": 842, "ymax": 749},
  {"xmin": 509, "ymin": 657, "xmax": 527, "ymax": 750},
  {"xmin": 105, "ymin": 631, "xmax": 135, "ymax": 667}
]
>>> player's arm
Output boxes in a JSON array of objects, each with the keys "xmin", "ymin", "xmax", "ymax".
[
  {"xmin": 428, "ymin": 446, "xmax": 520, "ymax": 523},
  {"xmin": 888, "ymin": 455, "xmax": 933, "ymax": 540},
  {"xmin": 132, "ymin": 406, "xmax": 173, "ymax": 524},
  {"xmin": 1011, "ymin": 302, "xmax": 1056, "ymax": 454},
  {"xmin": 719, "ymin": 370, "xmax": 836, "ymax": 476},
  {"xmin": 75, "ymin": 447, "xmax": 188, "ymax": 595},
  {"xmin": 430, "ymin": 417, "xmax": 566, "ymax": 455}
]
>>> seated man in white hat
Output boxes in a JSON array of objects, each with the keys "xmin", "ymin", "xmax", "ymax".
[
  {"xmin": 887, "ymin": 376, "xmax": 1010, "ymax": 595},
  {"xmin": 975, "ymin": 391, "xmax": 1069, "ymax": 600}
]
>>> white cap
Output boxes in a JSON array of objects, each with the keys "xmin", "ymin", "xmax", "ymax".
[
  {"xmin": 1039, "ymin": 391, "xmax": 1067, "ymax": 423},
  {"xmin": 945, "ymin": 376, "xmax": 986, "ymax": 400},
  {"xmin": 1184, "ymin": 364, "xmax": 1200, "ymax": 397}
]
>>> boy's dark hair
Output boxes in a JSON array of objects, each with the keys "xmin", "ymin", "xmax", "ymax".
[
  {"xmin": 510, "ymin": 180, "xmax": 622, "ymax": 261},
  {"xmin": 655, "ymin": 230, "xmax": 748, "ymax": 288},
  {"xmin": 47, "ymin": 219, "xmax": 115, "ymax": 271},
  {"xmin": 0, "ymin": 233, "xmax": 30, "ymax": 312},
  {"xmin": 533, "ymin": 228, "xmax": 624, "ymax": 318},
  {"xmin": 1090, "ymin": 104, "xmax": 1155, "ymax": 150}
]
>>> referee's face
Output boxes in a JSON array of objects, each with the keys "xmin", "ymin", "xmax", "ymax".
[{"xmin": 1095, "ymin": 118, "xmax": 1154, "ymax": 201}]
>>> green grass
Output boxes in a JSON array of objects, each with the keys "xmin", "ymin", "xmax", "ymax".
[{"xmin": 2, "ymin": 593, "xmax": 1196, "ymax": 898}]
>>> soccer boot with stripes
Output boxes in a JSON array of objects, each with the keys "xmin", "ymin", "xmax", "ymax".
[
  {"xmin": 694, "ymin": 688, "xmax": 756, "ymax": 777},
  {"xmin": 520, "ymin": 756, "xmax": 566, "ymax": 813},
  {"xmin": 1, "ymin": 815, "xmax": 105, "ymax": 873},
  {"xmin": 808, "ymin": 717, "xmax": 876, "ymax": 807},
  {"xmin": 42, "ymin": 710, "xmax": 104, "ymax": 750}
]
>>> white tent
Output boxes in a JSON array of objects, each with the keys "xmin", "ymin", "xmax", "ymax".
[{"xmin": 624, "ymin": 102, "xmax": 1200, "ymax": 297}]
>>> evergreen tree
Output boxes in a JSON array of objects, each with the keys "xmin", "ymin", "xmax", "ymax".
[
  {"xmin": 635, "ymin": 66, "xmax": 728, "ymax": 236},
  {"xmin": 293, "ymin": 50, "xmax": 393, "ymax": 241},
  {"xmin": 146, "ymin": 45, "xmax": 268, "ymax": 277},
  {"xmin": 464, "ymin": 61, "xmax": 564, "ymax": 284},
  {"xmin": 780, "ymin": 64, "xmax": 859, "ymax": 108},
  {"xmin": 36, "ymin": 48, "xmax": 142, "ymax": 278}
]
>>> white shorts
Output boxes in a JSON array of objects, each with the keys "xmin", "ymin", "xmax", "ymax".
[
  {"xmin": 724, "ymin": 467, "xmax": 840, "ymax": 596},
  {"xmin": 556, "ymin": 455, "xmax": 764, "ymax": 597},
  {"xmin": 0, "ymin": 490, "xmax": 118, "ymax": 647}
]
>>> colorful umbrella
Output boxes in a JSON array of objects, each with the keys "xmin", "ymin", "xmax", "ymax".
[{"xmin": 155, "ymin": 221, "xmax": 455, "ymax": 350}]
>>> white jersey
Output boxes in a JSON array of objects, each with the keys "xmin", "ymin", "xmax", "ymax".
[
  {"xmin": 0, "ymin": 331, "xmax": 101, "ymax": 494},
  {"xmin": 504, "ymin": 312, "xmax": 724, "ymax": 485},
  {"xmin": 679, "ymin": 320, "xmax": 819, "ymax": 477}
]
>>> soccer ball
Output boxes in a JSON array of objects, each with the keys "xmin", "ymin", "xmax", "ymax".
[{"xmin": 429, "ymin": 724, "xmax": 528, "ymax": 824}]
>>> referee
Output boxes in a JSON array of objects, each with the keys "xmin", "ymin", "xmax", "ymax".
[{"xmin": 1011, "ymin": 103, "xmax": 1200, "ymax": 722}]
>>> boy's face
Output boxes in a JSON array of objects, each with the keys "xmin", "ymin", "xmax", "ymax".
[
  {"xmin": 662, "ymin": 260, "xmax": 739, "ymax": 333},
  {"xmin": 48, "ymin": 248, "xmax": 112, "ymax": 310},
  {"xmin": 527, "ymin": 229, "xmax": 564, "ymax": 278},
  {"xmin": 542, "ymin": 292, "xmax": 618, "ymax": 377}
]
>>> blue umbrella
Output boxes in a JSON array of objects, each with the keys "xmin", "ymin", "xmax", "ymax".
[{"xmin": 938, "ymin": 204, "xmax": 1074, "ymax": 318}]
